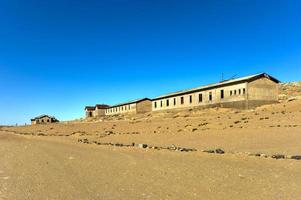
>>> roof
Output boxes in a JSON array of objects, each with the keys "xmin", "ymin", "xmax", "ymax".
[
  {"xmin": 85, "ymin": 106, "xmax": 95, "ymax": 111},
  {"xmin": 153, "ymin": 73, "xmax": 280, "ymax": 100},
  {"xmin": 108, "ymin": 98, "xmax": 151, "ymax": 109},
  {"xmin": 31, "ymin": 115, "xmax": 57, "ymax": 121},
  {"xmin": 95, "ymin": 104, "xmax": 110, "ymax": 109}
]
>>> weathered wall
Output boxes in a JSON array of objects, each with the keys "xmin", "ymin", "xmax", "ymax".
[
  {"xmin": 85, "ymin": 110, "xmax": 95, "ymax": 118},
  {"xmin": 152, "ymin": 82, "xmax": 248, "ymax": 111},
  {"xmin": 247, "ymin": 77, "xmax": 279, "ymax": 101},
  {"xmin": 136, "ymin": 100, "xmax": 152, "ymax": 114},
  {"xmin": 105, "ymin": 103, "xmax": 136, "ymax": 116},
  {"xmin": 32, "ymin": 116, "xmax": 54, "ymax": 124},
  {"xmin": 94, "ymin": 108, "xmax": 106, "ymax": 117}
]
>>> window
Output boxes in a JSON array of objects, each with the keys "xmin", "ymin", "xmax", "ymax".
[
  {"xmin": 181, "ymin": 97, "xmax": 184, "ymax": 104},
  {"xmin": 154, "ymin": 102, "xmax": 157, "ymax": 108},
  {"xmin": 243, "ymin": 88, "xmax": 246, "ymax": 94},
  {"xmin": 234, "ymin": 90, "xmax": 237, "ymax": 95},
  {"xmin": 166, "ymin": 99, "xmax": 169, "ymax": 107},
  {"xmin": 209, "ymin": 92, "xmax": 212, "ymax": 101},
  {"xmin": 47, "ymin": 119, "xmax": 50, "ymax": 122},
  {"xmin": 230, "ymin": 90, "xmax": 232, "ymax": 96},
  {"xmin": 174, "ymin": 98, "xmax": 176, "ymax": 106},
  {"xmin": 199, "ymin": 93, "xmax": 203, "ymax": 102},
  {"xmin": 239, "ymin": 89, "xmax": 241, "ymax": 95},
  {"xmin": 220, "ymin": 90, "xmax": 224, "ymax": 99},
  {"xmin": 160, "ymin": 101, "xmax": 163, "ymax": 107},
  {"xmin": 189, "ymin": 95, "xmax": 192, "ymax": 103},
  {"xmin": 129, "ymin": 105, "xmax": 131, "ymax": 110}
]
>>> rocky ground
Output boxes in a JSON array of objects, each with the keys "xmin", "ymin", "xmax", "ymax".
[{"xmin": 1, "ymin": 82, "xmax": 301, "ymax": 199}]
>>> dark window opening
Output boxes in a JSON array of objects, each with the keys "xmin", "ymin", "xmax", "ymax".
[
  {"xmin": 234, "ymin": 90, "xmax": 237, "ymax": 95},
  {"xmin": 239, "ymin": 89, "xmax": 241, "ymax": 95},
  {"xmin": 181, "ymin": 97, "xmax": 184, "ymax": 104},
  {"xmin": 221, "ymin": 90, "xmax": 224, "ymax": 99},
  {"xmin": 199, "ymin": 93, "xmax": 203, "ymax": 102},
  {"xmin": 174, "ymin": 98, "xmax": 176, "ymax": 105},
  {"xmin": 189, "ymin": 95, "xmax": 192, "ymax": 103},
  {"xmin": 166, "ymin": 99, "xmax": 169, "ymax": 107},
  {"xmin": 230, "ymin": 91, "xmax": 232, "ymax": 96},
  {"xmin": 154, "ymin": 102, "xmax": 157, "ymax": 108},
  {"xmin": 160, "ymin": 101, "xmax": 163, "ymax": 107},
  {"xmin": 209, "ymin": 92, "xmax": 212, "ymax": 101},
  {"xmin": 243, "ymin": 88, "xmax": 246, "ymax": 94}
]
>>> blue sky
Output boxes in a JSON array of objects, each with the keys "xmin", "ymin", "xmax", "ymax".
[{"xmin": 1, "ymin": 0, "xmax": 301, "ymax": 125}]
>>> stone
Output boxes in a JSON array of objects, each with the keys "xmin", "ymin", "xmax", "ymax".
[
  {"xmin": 271, "ymin": 154, "xmax": 285, "ymax": 159},
  {"xmin": 215, "ymin": 149, "xmax": 225, "ymax": 154},
  {"xmin": 203, "ymin": 149, "xmax": 215, "ymax": 153},
  {"xmin": 138, "ymin": 144, "xmax": 148, "ymax": 148},
  {"xmin": 291, "ymin": 155, "xmax": 301, "ymax": 160}
]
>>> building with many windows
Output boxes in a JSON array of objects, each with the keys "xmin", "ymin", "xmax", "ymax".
[
  {"xmin": 85, "ymin": 73, "xmax": 280, "ymax": 118},
  {"xmin": 152, "ymin": 73, "xmax": 279, "ymax": 111}
]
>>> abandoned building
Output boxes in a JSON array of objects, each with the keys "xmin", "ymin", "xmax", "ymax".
[
  {"xmin": 105, "ymin": 98, "xmax": 152, "ymax": 116},
  {"xmin": 85, "ymin": 106, "xmax": 96, "ymax": 118},
  {"xmin": 152, "ymin": 73, "xmax": 280, "ymax": 111},
  {"xmin": 31, "ymin": 115, "xmax": 59, "ymax": 125},
  {"xmin": 85, "ymin": 73, "xmax": 280, "ymax": 117}
]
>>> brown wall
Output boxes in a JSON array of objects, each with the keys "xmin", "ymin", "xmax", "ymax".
[
  {"xmin": 94, "ymin": 108, "xmax": 106, "ymax": 117},
  {"xmin": 105, "ymin": 103, "xmax": 136, "ymax": 115},
  {"xmin": 136, "ymin": 100, "xmax": 152, "ymax": 114},
  {"xmin": 152, "ymin": 82, "xmax": 248, "ymax": 111},
  {"xmin": 32, "ymin": 116, "xmax": 55, "ymax": 125},
  {"xmin": 247, "ymin": 77, "xmax": 279, "ymax": 101}
]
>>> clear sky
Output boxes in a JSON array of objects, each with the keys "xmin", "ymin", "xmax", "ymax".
[{"xmin": 0, "ymin": 0, "xmax": 301, "ymax": 125}]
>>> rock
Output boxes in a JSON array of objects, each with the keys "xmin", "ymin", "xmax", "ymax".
[
  {"xmin": 138, "ymin": 144, "xmax": 148, "ymax": 148},
  {"xmin": 203, "ymin": 149, "xmax": 215, "ymax": 153},
  {"xmin": 249, "ymin": 153, "xmax": 261, "ymax": 157},
  {"xmin": 260, "ymin": 154, "xmax": 268, "ymax": 158},
  {"xmin": 215, "ymin": 149, "xmax": 225, "ymax": 154},
  {"xmin": 291, "ymin": 155, "xmax": 301, "ymax": 160},
  {"xmin": 271, "ymin": 154, "xmax": 285, "ymax": 159}
]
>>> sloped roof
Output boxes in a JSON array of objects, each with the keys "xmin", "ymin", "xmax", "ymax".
[
  {"xmin": 108, "ymin": 98, "xmax": 151, "ymax": 108},
  {"xmin": 95, "ymin": 104, "xmax": 110, "ymax": 109},
  {"xmin": 31, "ymin": 115, "xmax": 58, "ymax": 121},
  {"xmin": 153, "ymin": 73, "xmax": 280, "ymax": 100},
  {"xmin": 85, "ymin": 106, "xmax": 95, "ymax": 111}
]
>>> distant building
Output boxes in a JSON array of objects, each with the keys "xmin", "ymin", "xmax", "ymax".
[
  {"xmin": 85, "ymin": 106, "xmax": 96, "ymax": 118},
  {"xmin": 152, "ymin": 73, "xmax": 280, "ymax": 110},
  {"xmin": 31, "ymin": 115, "xmax": 59, "ymax": 125},
  {"xmin": 105, "ymin": 98, "xmax": 152, "ymax": 116},
  {"xmin": 84, "ymin": 73, "xmax": 280, "ymax": 118}
]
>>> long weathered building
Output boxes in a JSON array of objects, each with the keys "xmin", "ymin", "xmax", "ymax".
[
  {"xmin": 152, "ymin": 73, "xmax": 279, "ymax": 111},
  {"xmin": 85, "ymin": 73, "xmax": 280, "ymax": 118}
]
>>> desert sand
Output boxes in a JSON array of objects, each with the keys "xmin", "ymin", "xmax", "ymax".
[{"xmin": 1, "ymin": 84, "xmax": 301, "ymax": 200}]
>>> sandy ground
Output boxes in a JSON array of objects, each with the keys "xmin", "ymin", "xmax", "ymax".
[
  {"xmin": 1, "ymin": 99, "xmax": 301, "ymax": 199},
  {"xmin": 0, "ymin": 132, "xmax": 301, "ymax": 200}
]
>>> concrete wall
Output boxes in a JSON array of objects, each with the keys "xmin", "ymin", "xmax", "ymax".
[
  {"xmin": 136, "ymin": 100, "xmax": 152, "ymax": 114},
  {"xmin": 247, "ymin": 77, "xmax": 279, "ymax": 101},
  {"xmin": 246, "ymin": 77, "xmax": 279, "ymax": 108},
  {"xmin": 85, "ymin": 110, "xmax": 95, "ymax": 118},
  {"xmin": 152, "ymin": 82, "xmax": 248, "ymax": 111},
  {"xmin": 94, "ymin": 107, "xmax": 106, "ymax": 117},
  {"xmin": 105, "ymin": 103, "xmax": 136, "ymax": 116},
  {"xmin": 32, "ymin": 116, "xmax": 55, "ymax": 125}
]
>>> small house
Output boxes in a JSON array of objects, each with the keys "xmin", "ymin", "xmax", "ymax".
[{"xmin": 31, "ymin": 115, "xmax": 59, "ymax": 125}]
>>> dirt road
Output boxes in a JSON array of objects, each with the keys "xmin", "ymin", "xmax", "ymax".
[{"xmin": 1, "ymin": 131, "xmax": 301, "ymax": 200}]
